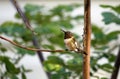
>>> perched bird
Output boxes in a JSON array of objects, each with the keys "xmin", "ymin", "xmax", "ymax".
[{"xmin": 61, "ymin": 29, "xmax": 87, "ymax": 55}]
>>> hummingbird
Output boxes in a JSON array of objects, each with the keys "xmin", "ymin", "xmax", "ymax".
[{"xmin": 61, "ymin": 29, "xmax": 87, "ymax": 55}]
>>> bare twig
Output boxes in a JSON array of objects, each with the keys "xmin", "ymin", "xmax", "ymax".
[
  {"xmin": 0, "ymin": 35, "xmax": 64, "ymax": 52},
  {"xmin": 111, "ymin": 47, "xmax": 120, "ymax": 79},
  {"xmin": 83, "ymin": 0, "xmax": 91, "ymax": 79},
  {"xmin": 0, "ymin": 35, "xmax": 86, "ymax": 54}
]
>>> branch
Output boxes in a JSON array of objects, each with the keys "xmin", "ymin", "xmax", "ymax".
[
  {"xmin": 0, "ymin": 35, "xmax": 86, "ymax": 54},
  {"xmin": 10, "ymin": 0, "xmax": 36, "ymax": 34},
  {"xmin": 9, "ymin": 0, "xmax": 50, "ymax": 78},
  {"xmin": 111, "ymin": 47, "xmax": 120, "ymax": 79},
  {"xmin": 0, "ymin": 36, "xmax": 64, "ymax": 52},
  {"xmin": 10, "ymin": 0, "xmax": 44, "ymax": 62},
  {"xmin": 83, "ymin": 0, "xmax": 91, "ymax": 79}
]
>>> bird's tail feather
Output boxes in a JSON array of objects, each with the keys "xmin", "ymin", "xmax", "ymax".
[{"xmin": 77, "ymin": 48, "xmax": 87, "ymax": 55}]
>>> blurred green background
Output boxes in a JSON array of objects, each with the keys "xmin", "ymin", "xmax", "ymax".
[{"xmin": 0, "ymin": 0, "xmax": 120, "ymax": 79}]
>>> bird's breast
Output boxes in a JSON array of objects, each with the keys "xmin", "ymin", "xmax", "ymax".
[{"xmin": 64, "ymin": 38, "xmax": 76, "ymax": 50}]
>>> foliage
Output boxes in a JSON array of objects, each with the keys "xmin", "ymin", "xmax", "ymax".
[
  {"xmin": 0, "ymin": 3, "xmax": 120, "ymax": 79},
  {"xmin": 0, "ymin": 21, "xmax": 34, "ymax": 78},
  {"xmin": 100, "ymin": 5, "xmax": 120, "ymax": 24},
  {"xmin": 90, "ymin": 4, "xmax": 120, "ymax": 79},
  {"xmin": 0, "ymin": 4, "xmax": 83, "ymax": 79}
]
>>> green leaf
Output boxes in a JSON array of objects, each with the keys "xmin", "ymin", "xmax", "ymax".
[
  {"xmin": 43, "ymin": 56, "xmax": 65, "ymax": 72},
  {"xmin": 0, "ymin": 56, "xmax": 9, "ymax": 62},
  {"xmin": 59, "ymin": 21, "xmax": 73, "ymax": 29},
  {"xmin": 35, "ymin": 23, "xmax": 61, "ymax": 35},
  {"xmin": 101, "ymin": 77, "xmax": 108, "ymax": 79},
  {"xmin": 100, "ymin": 63, "xmax": 113, "ymax": 72},
  {"xmin": 4, "ymin": 58, "xmax": 20, "ymax": 74},
  {"xmin": 15, "ymin": 4, "xmax": 43, "ymax": 19},
  {"xmin": 106, "ymin": 31, "xmax": 120, "ymax": 41},
  {"xmin": 47, "ymin": 56, "xmax": 64, "ymax": 65},
  {"xmin": 73, "ymin": 15, "xmax": 84, "ymax": 20},
  {"xmin": 10, "ymin": 75, "xmax": 19, "ymax": 79},
  {"xmin": 90, "ymin": 72, "xmax": 93, "ymax": 76},
  {"xmin": 48, "ymin": 35, "xmax": 64, "ymax": 48},
  {"xmin": 108, "ymin": 54, "xmax": 115, "ymax": 63},
  {"xmin": 102, "ymin": 12, "xmax": 120, "ymax": 24},
  {"xmin": 42, "ymin": 44, "xmax": 55, "ymax": 50},
  {"xmin": 0, "ymin": 47, "xmax": 7, "ymax": 52},
  {"xmin": 22, "ymin": 73, "xmax": 27, "ymax": 79},
  {"xmin": 51, "ymin": 68, "xmax": 71, "ymax": 79},
  {"xmin": 92, "ymin": 25, "xmax": 105, "ymax": 39},
  {"xmin": 92, "ymin": 66, "xmax": 98, "ymax": 72},
  {"xmin": 102, "ymin": 53, "xmax": 115, "ymax": 63},
  {"xmin": 94, "ymin": 46, "xmax": 109, "ymax": 50},
  {"xmin": 90, "ymin": 58, "xmax": 97, "ymax": 68},
  {"xmin": 24, "ymin": 4, "xmax": 43, "ymax": 13},
  {"xmin": 51, "ymin": 73, "xmax": 61, "ymax": 79},
  {"xmin": 102, "ymin": 53, "xmax": 109, "ymax": 58},
  {"xmin": 92, "ymin": 30, "xmax": 120, "ymax": 49},
  {"xmin": 66, "ymin": 56, "xmax": 83, "ymax": 73},
  {"xmin": 100, "ymin": 5, "xmax": 120, "ymax": 14},
  {"xmin": 0, "ymin": 22, "xmax": 24, "ymax": 36},
  {"xmin": 91, "ymin": 25, "xmax": 109, "ymax": 46},
  {"xmin": 100, "ymin": 5, "xmax": 113, "ymax": 8},
  {"xmin": 51, "ymin": 4, "xmax": 80, "ymax": 15},
  {"xmin": 92, "ymin": 25, "xmax": 120, "ymax": 47},
  {"xmin": 44, "ymin": 63, "xmax": 62, "ymax": 72},
  {"xmin": 0, "ymin": 22, "xmax": 32, "ymax": 42},
  {"xmin": 16, "ymin": 47, "xmax": 35, "ymax": 55}
]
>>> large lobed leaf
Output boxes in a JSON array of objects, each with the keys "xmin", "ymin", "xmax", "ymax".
[{"xmin": 102, "ymin": 12, "xmax": 120, "ymax": 24}]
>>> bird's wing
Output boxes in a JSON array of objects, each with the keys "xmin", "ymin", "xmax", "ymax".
[{"xmin": 72, "ymin": 37, "xmax": 81, "ymax": 50}]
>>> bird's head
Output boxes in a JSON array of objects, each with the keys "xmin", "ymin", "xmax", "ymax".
[{"xmin": 61, "ymin": 29, "xmax": 73, "ymax": 39}]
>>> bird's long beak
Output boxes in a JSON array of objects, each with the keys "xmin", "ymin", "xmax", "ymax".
[{"xmin": 60, "ymin": 29, "xmax": 66, "ymax": 33}]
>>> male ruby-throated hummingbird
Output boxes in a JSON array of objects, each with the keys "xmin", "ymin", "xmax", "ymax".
[{"xmin": 61, "ymin": 29, "xmax": 87, "ymax": 55}]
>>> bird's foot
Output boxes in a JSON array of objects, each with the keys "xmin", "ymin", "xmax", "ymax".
[{"xmin": 65, "ymin": 49, "xmax": 69, "ymax": 51}]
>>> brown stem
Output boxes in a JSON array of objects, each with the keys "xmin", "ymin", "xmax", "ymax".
[
  {"xmin": 83, "ymin": 0, "xmax": 91, "ymax": 79},
  {"xmin": 0, "ymin": 35, "xmax": 65, "ymax": 52},
  {"xmin": 111, "ymin": 47, "xmax": 120, "ymax": 79},
  {"xmin": 0, "ymin": 35, "xmax": 86, "ymax": 54},
  {"xmin": 0, "ymin": 36, "xmax": 87, "ymax": 55}
]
